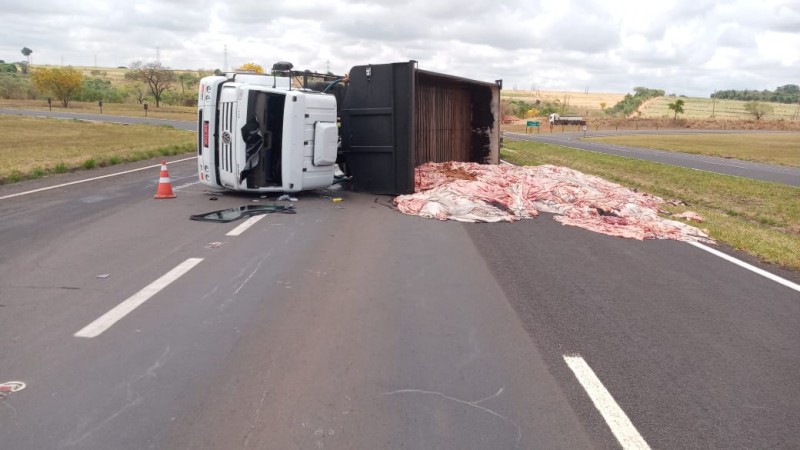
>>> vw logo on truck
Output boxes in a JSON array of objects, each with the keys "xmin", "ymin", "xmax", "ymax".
[{"xmin": 221, "ymin": 131, "xmax": 231, "ymax": 145}]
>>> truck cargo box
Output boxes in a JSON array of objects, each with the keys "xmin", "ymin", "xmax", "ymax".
[{"xmin": 340, "ymin": 61, "xmax": 501, "ymax": 195}]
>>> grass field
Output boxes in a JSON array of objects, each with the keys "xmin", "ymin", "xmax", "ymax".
[
  {"xmin": 588, "ymin": 133, "xmax": 800, "ymax": 167},
  {"xmin": 503, "ymin": 89, "xmax": 626, "ymax": 113},
  {"xmin": 0, "ymin": 115, "xmax": 195, "ymax": 183},
  {"xmin": 501, "ymin": 140, "xmax": 800, "ymax": 271},
  {"xmin": 642, "ymin": 97, "xmax": 800, "ymax": 120}
]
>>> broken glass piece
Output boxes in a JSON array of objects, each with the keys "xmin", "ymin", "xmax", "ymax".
[{"xmin": 189, "ymin": 204, "xmax": 296, "ymax": 223}]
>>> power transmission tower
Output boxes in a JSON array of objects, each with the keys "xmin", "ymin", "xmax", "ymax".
[
  {"xmin": 156, "ymin": 46, "xmax": 161, "ymax": 63},
  {"xmin": 224, "ymin": 45, "xmax": 228, "ymax": 71}
]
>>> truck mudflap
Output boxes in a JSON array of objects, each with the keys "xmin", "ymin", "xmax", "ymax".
[{"xmin": 340, "ymin": 61, "xmax": 501, "ymax": 195}]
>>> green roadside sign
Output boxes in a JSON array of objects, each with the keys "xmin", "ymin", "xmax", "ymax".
[{"xmin": 527, "ymin": 121, "xmax": 540, "ymax": 127}]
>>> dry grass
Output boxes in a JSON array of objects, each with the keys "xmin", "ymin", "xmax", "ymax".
[
  {"xmin": 503, "ymin": 89, "xmax": 626, "ymax": 113},
  {"xmin": 642, "ymin": 97, "xmax": 799, "ymax": 120},
  {"xmin": 588, "ymin": 133, "xmax": 800, "ymax": 167},
  {"xmin": 0, "ymin": 115, "xmax": 195, "ymax": 182},
  {"xmin": 0, "ymin": 99, "xmax": 196, "ymax": 122},
  {"xmin": 501, "ymin": 140, "xmax": 800, "ymax": 271}
]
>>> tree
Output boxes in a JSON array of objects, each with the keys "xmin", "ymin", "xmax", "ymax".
[
  {"xmin": 236, "ymin": 62, "xmax": 265, "ymax": 74},
  {"xmin": 743, "ymin": 101, "xmax": 773, "ymax": 120},
  {"xmin": 667, "ymin": 99, "xmax": 685, "ymax": 120},
  {"xmin": 127, "ymin": 61, "xmax": 175, "ymax": 107},
  {"xmin": 31, "ymin": 67, "xmax": 83, "ymax": 107},
  {"xmin": 599, "ymin": 102, "xmax": 606, "ymax": 111},
  {"xmin": 21, "ymin": 47, "xmax": 32, "ymax": 65}
]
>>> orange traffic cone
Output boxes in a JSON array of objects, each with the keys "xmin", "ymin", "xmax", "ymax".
[{"xmin": 154, "ymin": 160, "xmax": 176, "ymax": 199}]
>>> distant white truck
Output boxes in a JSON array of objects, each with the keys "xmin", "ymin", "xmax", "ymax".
[{"xmin": 548, "ymin": 113, "xmax": 587, "ymax": 126}]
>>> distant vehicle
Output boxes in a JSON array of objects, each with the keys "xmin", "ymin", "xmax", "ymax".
[{"xmin": 548, "ymin": 113, "xmax": 587, "ymax": 126}]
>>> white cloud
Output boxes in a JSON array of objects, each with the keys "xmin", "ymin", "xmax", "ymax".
[{"xmin": 0, "ymin": 0, "xmax": 797, "ymax": 96}]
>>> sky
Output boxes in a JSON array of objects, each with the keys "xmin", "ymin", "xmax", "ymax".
[{"xmin": 1, "ymin": 0, "xmax": 798, "ymax": 97}]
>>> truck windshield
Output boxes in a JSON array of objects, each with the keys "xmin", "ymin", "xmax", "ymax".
[{"xmin": 240, "ymin": 91, "xmax": 286, "ymax": 188}]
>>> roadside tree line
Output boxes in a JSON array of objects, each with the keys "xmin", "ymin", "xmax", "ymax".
[{"xmin": 0, "ymin": 59, "xmax": 224, "ymax": 108}]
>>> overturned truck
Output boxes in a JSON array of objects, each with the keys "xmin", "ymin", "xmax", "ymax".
[{"xmin": 196, "ymin": 61, "xmax": 501, "ymax": 195}]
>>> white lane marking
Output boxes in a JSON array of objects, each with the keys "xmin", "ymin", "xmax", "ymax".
[
  {"xmin": 172, "ymin": 181, "xmax": 201, "ymax": 191},
  {"xmin": 0, "ymin": 156, "xmax": 197, "ymax": 201},
  {"xmin": 74, "ymin": 258, "xmax": 204, "ymax": 338},
  {"xmin": 226, "ymin": 215, "xmax": 266, "ymax": 236},
  {"xmin": 688, "ymin": 242, "xmax": 800, "ymax": 293},
  {"xmin": 564, "ymin": 355, "xmax": 651, "ymax": 450}
]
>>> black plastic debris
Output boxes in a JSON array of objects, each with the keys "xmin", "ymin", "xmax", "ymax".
[{"xmin": 190, "ymin": 204, "xmax": 296, "ymax": 223}]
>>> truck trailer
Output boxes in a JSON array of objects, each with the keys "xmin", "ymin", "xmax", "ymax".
[{"xmin": 196, "ymin": 61, "xmax": 501, "ymax": 195}]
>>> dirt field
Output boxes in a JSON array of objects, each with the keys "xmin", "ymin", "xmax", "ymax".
[{"xmin": 503, "ymin": 89, "xmax": 626, "ymax": 113}]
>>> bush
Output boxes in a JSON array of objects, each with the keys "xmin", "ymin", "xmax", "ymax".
[{"xmin": 0, "ymin": 73, "xmax": 35, "ymax": 99}]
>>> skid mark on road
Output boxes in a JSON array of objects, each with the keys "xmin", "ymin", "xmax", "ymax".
[{"xmin": 384, "ymin": 387, "xmax": 521, "ymax": 446}]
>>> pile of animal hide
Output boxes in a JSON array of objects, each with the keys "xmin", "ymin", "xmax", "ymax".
[{"xmin": 394, "ymin": 162, "xmax": 712, "ymax": 242}]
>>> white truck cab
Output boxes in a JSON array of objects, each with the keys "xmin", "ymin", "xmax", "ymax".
[{"xmin": 197, "ymin": 73, "xmax": 338, "ymax": 193}]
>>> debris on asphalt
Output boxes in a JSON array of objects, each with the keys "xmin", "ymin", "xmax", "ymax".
[
  {"xmin": 0, "ymin": 381, "xmax": 26, "ymax": 400},
  {"xmin": 209, "ymin": 197, "xmax": 218, "ymax": 201},
  {"xmin": 190, "ymin": 204, "xmax": 296, "ymax": 223},
  {"xmin": 394, "ymin": 162, "xmax": 713, "ymax": 242},
  {"xmin": 96, "ymin": 274, "xmax": 110, "ymax": 279},
  {"xmin": 278, "ymin": 194, "xmax": 299, "ymax": 202},
  {"xmin": 205, "ymin": 242, "xmax": 223, "ymax": 249},
  {"xmin": 331, "ymin": 197, "xmax": 343, "ymax": 203}
]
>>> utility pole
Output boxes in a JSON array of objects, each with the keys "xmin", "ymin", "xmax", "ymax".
[
  {"xmin": 711, "ymin": 90, "xmax": 717, "ymax": 118},
  {"xmin": 224, "ymin": 45, "xmax": 228, "ymax": 72},
  {"xmin": 156, "ymin": 46, "xmax": 161, "ymax": 63}
]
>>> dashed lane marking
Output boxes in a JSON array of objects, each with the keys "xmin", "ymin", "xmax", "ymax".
[
  {"xmin": 226, "ymin": 215, "xmax": 266, "ymax": 236},
  {"xmin": 564, "ymin": 355, "xmax": 650, "ymax": 450},
  {"xmin": 74, "ymin": 258, "xmax": 204, "ymax": 338}
]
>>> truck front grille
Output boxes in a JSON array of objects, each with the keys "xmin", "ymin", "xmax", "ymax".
[{"xmin": 220, "ymin": 102, "xmax": 234, "ymax": 173}]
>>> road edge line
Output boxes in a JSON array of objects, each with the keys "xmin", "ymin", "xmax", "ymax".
[
  {"xmin": 688, "ymin": 242, "xmax": 800, "ymax": 293},
  {"xmin": 0, "ymin": 156, "xmax": 197, "ymax": 201}
]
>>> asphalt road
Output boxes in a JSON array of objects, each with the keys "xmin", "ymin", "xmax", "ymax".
[
  {"xmin": 0, "ymin": 158, "xmax": 797, "ymax": 449},
  {"xmin": 504, "ymin": 130, "xmax": 800, "ymax": 187}
]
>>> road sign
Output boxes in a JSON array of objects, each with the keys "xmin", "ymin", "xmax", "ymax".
[
  {"xmin": 527, "ymin": 121, "xmax": 540, "ymax": 127},
  {"xmin": 582, "ymin": 125, "xmax": 587, "ymax": 131}
]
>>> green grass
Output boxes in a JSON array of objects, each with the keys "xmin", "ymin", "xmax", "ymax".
[
  {"xmin": 0, "ymin": 115, "xmax": 195, "ymax": 183},
  {"xmin": 502, "ymin": 140, "xmax": 800, "ymax": 271},
  {"xmin": 588, "ymin": 133, "xmax": 800, "ymax": 167}
]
